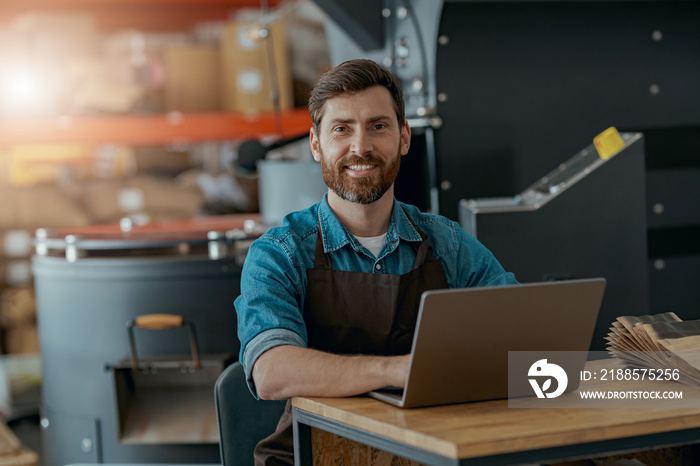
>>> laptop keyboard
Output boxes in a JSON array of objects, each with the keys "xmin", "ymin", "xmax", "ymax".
[{"xmin": 375, "ymin": 386, "xmax": 405, "ymax": 399}]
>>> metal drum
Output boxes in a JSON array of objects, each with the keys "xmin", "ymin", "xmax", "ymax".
[{"xmin": 31, "ymin": 215, "xmax": 264, "ymax": 465}]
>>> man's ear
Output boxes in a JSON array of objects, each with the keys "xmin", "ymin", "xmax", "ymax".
[
  {"xmin": 400, "ymin": 120, "xmax": 411, "ymax": 156},
  {"xmin": 310, "ymin": 127, "xmax": 321, "ymax": 162}
]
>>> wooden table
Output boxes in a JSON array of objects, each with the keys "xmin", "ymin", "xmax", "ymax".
[{"xmin": 291, "ymin": 359, "xmax": 700, "ymax": 465}]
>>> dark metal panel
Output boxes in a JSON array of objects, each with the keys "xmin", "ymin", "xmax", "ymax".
[
  {"xmin": 649, "ymin": 254, "xmax": 700, "ymax": 318},
  {"xmin": 641, "ymin": 125, "xmax": 700, "ymax": 170},
  {"xmin": 646, "ymin": 168, "xmax": 700, "ymax": 228},
  {"xmin": 394, "ymin": 130, "xmax": 432, "ymax": 211},
  {"xmin": 435, "ymin": 1, "xmax": 700, "ymax": 220}
]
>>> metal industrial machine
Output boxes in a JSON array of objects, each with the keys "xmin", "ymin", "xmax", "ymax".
[
  {"xmin": 460, "ymin": 132, "xmax": 648, "ymax": 351},
  {"xmin": 32, "ymin": 216, "xmax": 263, "ymax": 465}
]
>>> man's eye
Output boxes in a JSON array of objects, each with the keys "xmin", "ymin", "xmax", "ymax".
[
  {"xmin": 374, "ymin": 124, "xmax": 386, "ymax": 130},
  {"xmin": 333, "ymin": 126, "xmax": 346, "ymax": 132}
]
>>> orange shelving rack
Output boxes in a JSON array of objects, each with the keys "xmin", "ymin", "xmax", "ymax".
[{"xmin": 0, "ymin": 109, "xmax": 312, "ymax": 146}]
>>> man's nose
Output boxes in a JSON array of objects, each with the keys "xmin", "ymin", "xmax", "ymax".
[{"xmin": 349, "ymin": 129, "xmax": 373, "ymax": 155}]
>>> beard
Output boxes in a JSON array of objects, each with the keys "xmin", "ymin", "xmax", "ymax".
[{"xmin": 320, "ymin": 148, "xmax": 401, "ymax": 205}]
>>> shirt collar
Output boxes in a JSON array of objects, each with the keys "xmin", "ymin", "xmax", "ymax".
[
  {"xmin": 393, "ymin": 202, "xmax": 424, "ymax": 243},
  {"xmin": 317, "ymin": 195, "xmax": 351, "ymax": 252},
  {"xmin": 317, "ymin": 195, "xmax": 423, "ymax": 253}
]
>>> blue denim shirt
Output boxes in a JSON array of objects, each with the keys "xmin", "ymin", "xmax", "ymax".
[{"xmin": 234, "ymin": 195, "xmax": 517, "ymax": 396}]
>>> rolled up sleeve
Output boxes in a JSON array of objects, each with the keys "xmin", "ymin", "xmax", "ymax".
[
  {"xmin": 242, "ymin": 328, "xmax": 306, "ymax": 398},
  {"xmin": 234, "ymin": 235, "xmax": 309, "ymax": 397}
]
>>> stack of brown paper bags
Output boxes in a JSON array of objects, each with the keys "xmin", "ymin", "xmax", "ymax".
[{"xmin": 606, "ymin": 312, "xmax": 700, "ymax": 386}]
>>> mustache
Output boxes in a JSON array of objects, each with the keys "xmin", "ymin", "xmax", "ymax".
[{"xmin": 336, "ymin": 154, "xmax": 384, "ymax": 167}]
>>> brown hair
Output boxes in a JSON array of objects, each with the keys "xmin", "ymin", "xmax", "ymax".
[{"xmin": 308, "ymin": 59, "xmax": 405, "ymax": 131}]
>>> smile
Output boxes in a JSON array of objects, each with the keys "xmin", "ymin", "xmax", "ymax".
[{"xmin": 346, "ymin": 164, "xmax": 377, "ymax": 171}]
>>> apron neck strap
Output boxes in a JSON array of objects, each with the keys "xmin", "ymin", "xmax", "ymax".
[
  {"xmin": 402, "ymin": 210, "xmax": 433, "ymax": 269},
  {"xmin": 313, "ymin": 226, "xmax": 332, "ymax": 269}
]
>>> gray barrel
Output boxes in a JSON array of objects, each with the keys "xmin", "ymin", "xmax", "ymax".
[{"xmin": 32, "ymin": 215, "xmax": 263, "ymax": 465}]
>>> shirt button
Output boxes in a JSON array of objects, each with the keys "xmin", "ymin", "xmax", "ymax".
[{"xmin": 375, "ymin": 263, "xmax": 382, "ymax": 270}]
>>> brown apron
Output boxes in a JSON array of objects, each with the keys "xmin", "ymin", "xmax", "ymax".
[{"xmin": 254, "ymin": 214, "xmax": 449, "ymax": 465}]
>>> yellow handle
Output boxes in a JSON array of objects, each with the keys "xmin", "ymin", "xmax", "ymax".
[
  {"xmin": 593, "ymin": 127, "xmax": 625, "ymax": 160},
  {"xmin": 134, "ymin": 313, "xmax": 183, "ymax": 330}
]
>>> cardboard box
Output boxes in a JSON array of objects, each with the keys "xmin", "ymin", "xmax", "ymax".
[
  {"xmin": 0, "ymin": 353, "xmax": 41, "ymax": 420},
  {"xmin": 0, "ymin": 186, "xmax": 91, "ymax": 231},
  {"xmin": 0, "ymin": 287, "xmax": 38, "ymax": 354},
  {"xmin": 10, "ymin": 12, "xmax": 97, "ymax": 59},
  {"xmin": 1, "ymin": 231, "xmax": 33, "ymax": 259},
  {"xmin": 220, "ymin": 16, "xmax": 293, "ymax": 113},
  {"xmin": 133, "ymin": 146, "xmax": 192, "ymax": 177},
  {"xmin": 81, "ymin": 175, "xmax": 204, "ymax": 224},
  {"xmin": 164, "ymin": 45, "xmax": 221, "ymax": 112},
  {"xmin": 0, "ymin": 261, "xmax": 33, "ymax": 289},
  {"xmin": 3, "ymin": 323, "xmax": 39, "ymax": 355},
  {"xmin": 1, "ymin": 144, "xmax": 93, "ymax": 187},
  {"xmin": 69, "ymin": 56, "xmax": 145, "ymax": 114},
  {"xmin": 6, "ymin": 261, "xmax": 31, "ymax": 288}
]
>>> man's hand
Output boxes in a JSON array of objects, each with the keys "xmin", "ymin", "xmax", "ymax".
[{"xmin": 252, "ymin": 345, "xmax": 410, "ymax": 400}]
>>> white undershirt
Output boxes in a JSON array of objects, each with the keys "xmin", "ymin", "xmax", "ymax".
[{"xmin": 354, "ymin": 233, "xmax": 388, "ymax": 258}]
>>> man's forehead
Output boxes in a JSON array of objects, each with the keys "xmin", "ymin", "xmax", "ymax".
[{"xmin": 321, "ymin": 87, "xmax": 397, "ymax": 124}]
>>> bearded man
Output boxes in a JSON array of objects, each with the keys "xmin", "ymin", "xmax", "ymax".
[{"xmin": 234, "ymin": 59, "xmax": 517, "ymax": 465}]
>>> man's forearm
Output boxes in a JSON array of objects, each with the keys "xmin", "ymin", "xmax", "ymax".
[{"xmin": 252, "ymin": 345, "xmax": 410, "ymax": 400}]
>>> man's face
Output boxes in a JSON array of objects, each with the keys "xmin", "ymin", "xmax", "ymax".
[{"xmin": 310, "ymin": 86, "xmax": 411, "ymax": 205}]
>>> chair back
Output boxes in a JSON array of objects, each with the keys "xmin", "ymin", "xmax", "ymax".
[{"xmin": 214, "ymin": 362, "xmax": 286, "ymax": 466}]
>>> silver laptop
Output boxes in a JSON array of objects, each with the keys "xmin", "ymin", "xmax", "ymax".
[{"xmin": 368, "ymin": 278, "xmax": 606, "ymax": 408}]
